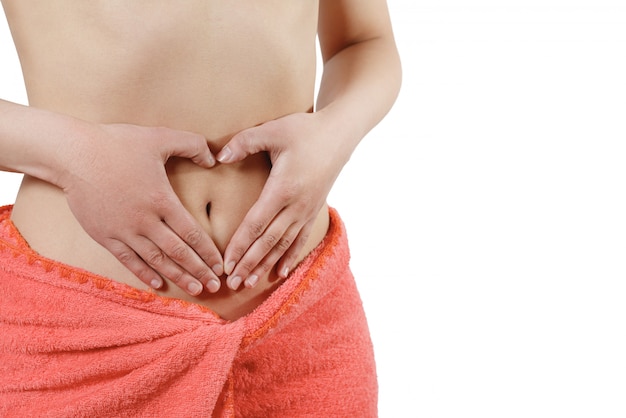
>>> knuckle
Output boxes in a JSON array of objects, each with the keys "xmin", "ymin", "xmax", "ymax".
[
  {"xmin": 256, "ymin": 259, "xmax": 274, "ymax": 275},
  {"xmin": 237, "ymin": 130, "xmax": 255, "ymax": 148},
  {"xmin": 237, "ymin": 258, "xmax": 256, "ymax": 275},
  {"xmin": 247, "ymin": 221, "xmax": 266, "ymax": 240},
  {"xmin": 149, "ymin": 191, "xmax": 173, "ymax": 211},
  {"xmin": 206, "ymin": 250, "xmax": 223, "ymax": 265},
  {"xmin": 188, "ymin": 131, "xmax": 204, "ymax": 144},
  {"xmin": 275, "ymin": 236, "xmax": 292, "ymax": 253},
  {"xmin": 194, "ymin": 267, "xmax": 212, "ymax": 281},
  {"xmin": 146, "ymin": 249, "xmax": 166, "ymax": 266},
  {"xmin": 276, "ymin": 184, "xmax": 300, "ymax": 203},
  {"xmin": 202, "ymin": 252, "xmax": 222, "ymax": 268},
  {"xmin": 168, "ymin": 244, "xmax": 188, "ymax": 262},
  {"xmin": 261, "ymin": 233, "xmax": 278, "ymax": 250},
  {"xmin": 230, "ymin": 246, "xmax": 246, "ymax": 261},
  {"xmin": 115, "ymin": 250, "xmax": 136, "ymax": 265},
  {"xmin": 296, "ymin": 230, "xmax": 310, "ymax": 246},
  {"xmin": 128, "ymin": 210, "xmax": 148, "ymax": 227},
  {"xmin": 293, "ymin": 195, "xmax": 310, "ymax": 209},
  {"xmin": 283, "ymin": 182, "xmax": 300, "ymax": 197},
  {"xmin": 183, "ymin": 228, "xmax": 204, "ymax": 246}
]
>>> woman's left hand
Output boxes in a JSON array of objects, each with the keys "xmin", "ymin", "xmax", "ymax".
[{"xmin": 216, "ymin": 111, "xmax": 347, "ymax": 290}]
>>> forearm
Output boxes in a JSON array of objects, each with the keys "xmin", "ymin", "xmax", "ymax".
[
  {"xmin": 315, "ymin": 34, "xmax": 402, "ymax": 163},
  {"xmin": 0, "ymin": 99, "xmax": 84, "ymax": 186}
]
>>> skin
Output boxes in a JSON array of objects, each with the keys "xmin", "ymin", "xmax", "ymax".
[{"xmin": 0, "ymin": 0, "xmax": 401, "ymax": 321}]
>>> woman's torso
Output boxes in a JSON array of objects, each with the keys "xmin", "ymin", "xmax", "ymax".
[{"xmin": 2, "ymin": 0, "xmax": 329, "ymax": 320}]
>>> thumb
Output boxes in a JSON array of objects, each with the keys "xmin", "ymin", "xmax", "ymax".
[
  {"xmin": 216, "ymin": 125, "xmax": 273, "ymax": 164},
  {"xmin": 159, "ymin": 129, "xmax": 216, "ymax": 168}
]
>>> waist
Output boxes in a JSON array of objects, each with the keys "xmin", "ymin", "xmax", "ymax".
[{"xmin": 10, "ymin": 157, "xmax": 329, "ymax": 320}]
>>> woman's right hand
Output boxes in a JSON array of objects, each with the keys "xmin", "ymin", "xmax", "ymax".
[{"xmin": 58, "ymin": 123, "xmax": 224, "ymax": 295}]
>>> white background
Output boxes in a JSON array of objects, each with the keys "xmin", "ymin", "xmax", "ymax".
[{"xmin": 2, "ymin": 2, "xmax": 626, "ymax": 417}]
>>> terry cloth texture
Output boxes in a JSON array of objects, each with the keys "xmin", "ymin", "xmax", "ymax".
[{"xmin": 0, "ymin": 205, "xmax": 377, "ymax": 417}]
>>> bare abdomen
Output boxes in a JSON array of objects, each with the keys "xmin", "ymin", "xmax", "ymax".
[{"xmin": 11, "ymin": 150, "xmax": 328, "ymax": 320}]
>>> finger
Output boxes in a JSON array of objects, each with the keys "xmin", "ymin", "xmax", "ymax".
[
  {"xmin": 227, "ymin": 214, "xmax": 294, "ymax": 290},
  {"xmin": 155, "ymin": 127, "xmax": 216, "ymax": 168},
  {"xmin": 106, "ymin": 239, "xmax": 164, "ymax": 290},
  {"xmin": 242, "ymin": 222, "xmax": 306, "ymax": 289},
  {"xmin": 123, "ymin": 231, "xmax": 203, "ymax": 296},
  {"xmin": 147, "ymin": 223, "xmax": 222, "ymax": 294},
  {"xmin": 274, "ymin": 222, "xmax": 314, "ymax": 280},
  {"xmin": 222, "ymin": 189, "xmax": 285, "ymax": 277},
  {"xmin": 216, "ymin": 124, "xmax": 273, "ymax": 164},
  {"xmin": 161, "ymin": 199, "xmax": 224, "ymax": 278}
]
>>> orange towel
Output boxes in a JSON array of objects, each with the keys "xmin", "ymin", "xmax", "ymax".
[{"xmin": 0, "ymin": 205, "xmax": 377, "ymax": 417}]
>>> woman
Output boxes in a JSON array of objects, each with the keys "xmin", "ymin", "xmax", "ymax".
[{"xmin": 0, "ymin": 0, "xmax": 401, "ymax": 415}]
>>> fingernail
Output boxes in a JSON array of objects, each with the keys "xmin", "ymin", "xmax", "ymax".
[
  {"xmin": 150, "ymin": 278, "xmax": 163, "ymax": 289},
  {"xmin": 217, "ymin": 146, "xmax": 233, "ymax": 163},
  {"xmin": 280, "ymin": 266, "xmax": 290, "ymax": 278},
  {"xmin": 244, "ymin": 275, "xmax": 259, "ymax": 288},
  {"xmin": 187, "ymin": 281, "xmax": 203, "ymax": 295},
  {"xmin": 207, "ymin": 154, "xmax": 216, "ymax": 167},
  {"xmin": 212, "ymin": 263, "xmax": 224, "ymax": 277},
  {"xmin": 229, "ymin": 275, "xmax": 242, "ymax": 290},
  {"xmin": 206, "ymin": 278, "xmax": 221, "ymax": 293},
  {"xmin": 225, "ymin": 260, "xmax": 236, "ymax": 275}
]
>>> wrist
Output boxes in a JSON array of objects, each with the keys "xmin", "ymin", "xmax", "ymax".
[
  {"xmin": 312, "ymin": 106, "xmax": 362, "ymax": 167},
  {"xmin": 51, "ymin": 117, "xmax": 99, "ymax": 190},
  {"xmin": 0, "ymin": 101, "xmax": 94, "ymax": 188}
]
